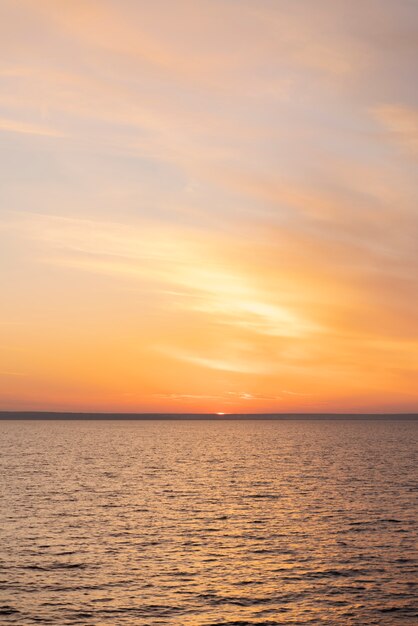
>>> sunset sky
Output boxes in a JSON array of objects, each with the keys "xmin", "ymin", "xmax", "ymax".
[{"xmin": 1, "ymin": 0, "xmax": 417, "ymax": 413}]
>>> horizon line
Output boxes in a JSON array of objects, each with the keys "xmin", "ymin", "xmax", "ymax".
[{"xmin": 1, "ymin": 410, "xmax": 417, "ymax": 420}]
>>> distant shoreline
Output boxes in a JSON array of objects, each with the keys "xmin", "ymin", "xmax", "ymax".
[{"xmin": 1, "ymin": 412, "xmax": 417, "ymax": 420}]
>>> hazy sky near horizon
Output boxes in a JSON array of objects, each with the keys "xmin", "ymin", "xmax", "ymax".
[{"xmin": 1, "ymin": 0, "xmax": 417, "ymax": 412}]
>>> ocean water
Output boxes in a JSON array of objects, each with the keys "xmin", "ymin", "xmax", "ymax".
[{"xmin": 0, "ymin": 419, "xmax": 417, "ymax": 625}]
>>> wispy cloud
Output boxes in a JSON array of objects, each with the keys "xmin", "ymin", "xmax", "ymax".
[
  {"xmin": 6, "ymin": 211, "xmax": 319, "ymax": 342},
  {"xmin": 0, "ymin": 371, "xmax": 25, "ymax": 376},
  {"xmin": 0, "ymin": 117, "xmax": 65, "ymax": 137},
  {"xmin": 373, "ymin": 105, "xmax": 418, "ymax": 157},
  {"xmin": 157, "ymin": 347, "xmax": 270, "ymax": 375}
]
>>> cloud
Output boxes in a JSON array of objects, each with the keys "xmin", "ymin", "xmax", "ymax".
[
  {"xmin": 156, "ymin": 347, "xmax": 271, "ymax": 375},
  {"xmin": 0, "ymin": 117, "xmax": 65, "ymax": 137},
  {"xmin": 373, "ymin": 105, "xmax": 418, "ymax": 157},
  {"xmin": 5, "ymin": 211, "xmax": 319, "ymax": 342},
  {"xmin": 0, "ymin": 371, "xmax": 26, "ymax": 376}
]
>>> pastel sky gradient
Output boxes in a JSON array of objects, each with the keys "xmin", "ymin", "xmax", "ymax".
[{"xmin": 1, "ymin": 0, "xmax": 417, "ymax": 413}]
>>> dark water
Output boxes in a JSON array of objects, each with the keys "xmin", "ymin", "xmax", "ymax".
[{"xmin": 0, "ymin": 420, "xmax": 417, "ymax": 625}]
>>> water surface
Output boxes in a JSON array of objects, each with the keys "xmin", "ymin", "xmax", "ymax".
[{"xmin": 0, "ymin": 420, "xmax": 417, "ymax": 624}]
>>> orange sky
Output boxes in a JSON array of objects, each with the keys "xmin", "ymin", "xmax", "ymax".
[{"xmin": 1, "ymin": 0, "xmax": 417, "ymax": 413}]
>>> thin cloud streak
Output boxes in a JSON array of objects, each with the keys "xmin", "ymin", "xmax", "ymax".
[{"xmin": 0, "ymin": 117, "xmax": 65, "ymax": 137}]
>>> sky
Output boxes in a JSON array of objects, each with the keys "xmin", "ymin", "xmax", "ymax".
[{"xmin": 0, "ymin": 0, "xmax": 417, "ymax": 413}]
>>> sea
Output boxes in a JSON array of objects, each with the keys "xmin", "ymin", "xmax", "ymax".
[{"xmin": 0, "ymin": 419, "xmax": 417, "ymax": 625}]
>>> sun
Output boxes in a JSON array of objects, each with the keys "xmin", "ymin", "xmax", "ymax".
[{"xmin": 216, "ymin": 412, "xmax": 225, "ymax": 416}]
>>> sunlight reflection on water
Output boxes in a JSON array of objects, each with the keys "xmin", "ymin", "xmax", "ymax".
[{"xmin": 0, "ymin": 419, "xmax": 417, "ymax": 624}]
